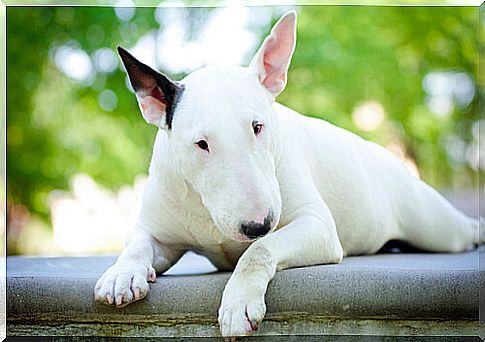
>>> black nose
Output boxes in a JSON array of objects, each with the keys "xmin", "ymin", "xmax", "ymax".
[{"xmin": 240, "ymin": 215, "xmax": 272, "ymax": 239}]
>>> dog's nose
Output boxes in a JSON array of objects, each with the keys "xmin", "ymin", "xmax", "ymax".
[{"xmin": 240, "ymin": 215, "xmax": 272, "ymax": 239}]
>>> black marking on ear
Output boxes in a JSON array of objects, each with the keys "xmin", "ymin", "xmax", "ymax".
[
  {"xmin": 168, "ymin": 83, "xmax": 184, "ymax": 130},
  {"xmin": 117, "ymin": 45, "xmax": 184, "ymax": 129}
]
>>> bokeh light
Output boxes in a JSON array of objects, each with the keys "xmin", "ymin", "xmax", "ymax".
[
  {"xmin": 54, "ymin": 43, "xmax": 95, "ymax": 84},
  {"xmin": 352, "ymin": 101, "xmax": 385, "ymax": 132}
]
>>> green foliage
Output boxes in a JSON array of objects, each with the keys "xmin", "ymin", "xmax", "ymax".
[
  {"xmin": 7, "ymin": 6, "xmax": 480, "ymax": 226},
  {"xmin": 7, "ymin": 7, "xmax": 159, "ymax": 217}
]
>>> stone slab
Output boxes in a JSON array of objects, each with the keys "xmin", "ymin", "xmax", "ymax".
[{"xmin": 6, "ymin": 247, "xmax": 485, "ymax": 337}]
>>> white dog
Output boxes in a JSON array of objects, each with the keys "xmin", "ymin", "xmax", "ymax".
[{"xmin": 95, "ymin": 11, "xmax": 483, "ymax": 338}]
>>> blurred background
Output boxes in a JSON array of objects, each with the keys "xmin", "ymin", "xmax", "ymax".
[{"xmin": 6, "ymin": 5, "xmax": 482, "ymax": 256}]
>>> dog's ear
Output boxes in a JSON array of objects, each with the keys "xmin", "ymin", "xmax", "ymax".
[
  {"xmin": 117, "ymin": 46, "xmax": 182, "ymax": 130},
  {"xmin": 249, "ymin": 11, "xmax": 297, "ymax": 99}
]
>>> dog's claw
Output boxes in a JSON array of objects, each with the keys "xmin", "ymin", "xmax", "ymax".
[
  {"xmin": 147, "ymin": 266, "xmax": 157, "ymax": 282},
  {"xmin": 133, "ymin": 287, "xmax": 141, "ymax": 300},
  {"xmin": 249, "ymin": 319, "xmax": 259, "ymax": 331}
]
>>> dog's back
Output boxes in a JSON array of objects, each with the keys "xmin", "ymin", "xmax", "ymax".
[{"xmin": 274, "ymin": 102, "xmax": 482, "ymax": 255}]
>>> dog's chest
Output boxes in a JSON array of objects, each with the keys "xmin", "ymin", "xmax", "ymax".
[
  {"xmin": 193, "ymin": 241, "xmax": 250, "ymax": 270},
  {"xmin": 177, "ymin": 215, "xmax": 251, "ymax": 270},
  {"xmin": 160, "ymin": 195, "xmax": 250, "ymax": 270}
]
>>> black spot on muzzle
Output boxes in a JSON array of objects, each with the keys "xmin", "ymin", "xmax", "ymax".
[{"xmin": 240, "ymin": 212, "xmax": 273, "ymax": 239}]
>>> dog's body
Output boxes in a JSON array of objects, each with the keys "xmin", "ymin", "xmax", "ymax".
[
  {"xmin": 95, "ymin": 11, "xmax": 483, "ymax": 338},
  {"xmin": 140, "ymin": 98, "xmax": 478, "ymax": 266}
]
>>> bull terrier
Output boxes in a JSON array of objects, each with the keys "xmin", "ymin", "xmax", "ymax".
[{"xmin": 94, "ymin": 10, "xmax": 483, "ymax": 338}]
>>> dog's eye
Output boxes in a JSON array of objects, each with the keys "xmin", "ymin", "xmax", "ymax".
[
  {"xmin": 195, "ymin": 140, "xmax": 209, "ymax": 152},
  {"xmin": 253, "ymin": 121, "xmax": 264, "ymax": 136}
]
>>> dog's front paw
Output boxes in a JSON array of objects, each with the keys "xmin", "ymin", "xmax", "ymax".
[
  {"xmin": 218, "ymin": 287, "xmax": 266, "ymax": 339},
  {"xmin": 94, "ymin": 263, "xmax": 156, "ymax": 307}
]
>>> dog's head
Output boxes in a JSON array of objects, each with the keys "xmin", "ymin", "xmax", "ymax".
[{"xmin": 118, "ymin": 11, "xmax": 297, "ymax": 242}]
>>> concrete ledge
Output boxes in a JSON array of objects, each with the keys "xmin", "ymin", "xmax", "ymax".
[{"xmin": 7, "ymin": 247, "xmax": 485, "ymax": 337}]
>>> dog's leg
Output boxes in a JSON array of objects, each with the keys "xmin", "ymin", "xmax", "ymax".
[
  {"xmin": 94, "ymin": 228, "xmax": 182, "ymax": 307},
  {"xmin": 218, "ymin": 204, "xmax": 343, "ymax": 338},
  {"xmin": 400, "ymin": 178, "xmax": 484, "ymax": 252}
]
